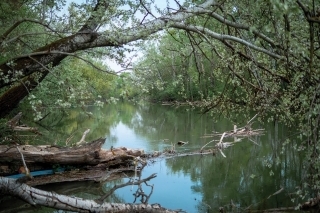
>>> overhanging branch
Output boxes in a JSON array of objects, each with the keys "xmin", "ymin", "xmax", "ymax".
[{"xmin": 171, "ymin": 23, "xmax": 284, "ymax": 59}]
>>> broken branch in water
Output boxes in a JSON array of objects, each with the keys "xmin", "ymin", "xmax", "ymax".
[
  {"xmin": 203, "ymin": 114, "xmax": 264, "ymax": 139},
  {"xmin": 216, "ymin": 132, "xmax": 227, "ymax": 157},
  {"xmin": 200, "ymin": 114, "xmax": 264, "ymax": 157},
  {"xmin": 96, "ymin": 173, "xmax": 157, "ymax": 204}
]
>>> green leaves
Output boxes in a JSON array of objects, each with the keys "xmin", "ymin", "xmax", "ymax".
[{"xmin": 20, "ymin": 57, "xmax": 116, "ymax": 120}]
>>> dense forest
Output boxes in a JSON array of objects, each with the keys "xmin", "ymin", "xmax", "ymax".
[{"xmin": 0, "ymin": 0, "xmax": 320, "ymax": 211}]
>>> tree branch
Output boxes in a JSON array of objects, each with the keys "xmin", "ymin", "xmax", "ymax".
[
  {"xmin": 0, "ymin": 19, "xmax": 61, "ymax": 45},
  {"xmin": 0, "ymin": 177, "xmax": 178, "ymax": 213},
  {"xmin": 171, "ymin": 23, "xmax": 284, "ymax": 59},
  {"xmin": 208, "ymin": 11, "xmax": 277, "ymax": 47}
]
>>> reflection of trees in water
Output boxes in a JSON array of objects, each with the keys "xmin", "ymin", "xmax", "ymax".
[
  {"xmin": 164, "ymin": 121, "xmax": 303, "ymax": 211},
  {"xmin": 106, "ymin": 134, "xmax": 118, "ymax": 145},
  {"xmin": 124, "ymin": 104, "xmax": 224, "ymax": 152},
  {"xmin": 27, "ymin": 103, "xmax": 137, "ymax": 145}
]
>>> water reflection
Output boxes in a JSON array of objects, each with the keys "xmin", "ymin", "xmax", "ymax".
[{"xmin": 3, "ymin": 102, "xmax": 303, "ymax": 213}]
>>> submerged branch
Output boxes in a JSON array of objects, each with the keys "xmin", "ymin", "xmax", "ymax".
[{"xmin": 96, "ymin": 173, "xmax": 157, "ymax": 204}]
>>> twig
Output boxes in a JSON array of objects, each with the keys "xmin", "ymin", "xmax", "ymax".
[
  {"xmin": 267, "ymin": 187, "xmax": 284, "ymax": 199},
  {"xmin": 248, "ymin": 137, "xmax": 261, "ymax": 146},
  {"xmin": 76, "ymin": 129, "xmax": 90, "ymax": 146},
  {"xmin": 16, "ymin": 146, "xmax": 33, "ymax": 182},
  {"xmin": 218, "ymin": 132, "xmax": 226, "ymax": 145},
  {"xmin": 217, "ymin": 132, "xmax": 227, "ymax": 157},
  {"xmin": 7, "ymin": 112, "xmax": 22, "ymax": 128},
  {"xmin": 200, "ymin": 139, "xmax": 216, "ymax": 152},
  {"xmin": 246, "ymin": 113, "xmax": 259, "ymax": 126},
  {"xmin": 218, "ymin": 148, "xmax": 226, "ymax": 158}
]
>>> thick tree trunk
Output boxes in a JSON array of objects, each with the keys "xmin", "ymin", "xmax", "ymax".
[{"xmin": 0, "ymin": 177, "xmax": 177, "ymax": 213}]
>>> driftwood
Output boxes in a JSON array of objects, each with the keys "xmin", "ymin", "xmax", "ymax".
[{"xmin": 200, "ymin": 114, "xmax": 264, "ymax": 157}]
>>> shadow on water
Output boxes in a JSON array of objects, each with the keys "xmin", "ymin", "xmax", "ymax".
[{"xmin": 0, "ymin": 102, "xmax": 304, "ymax": 213}]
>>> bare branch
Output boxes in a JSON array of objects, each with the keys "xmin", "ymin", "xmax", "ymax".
[
  {"xmin": 140, "ymin": 0, "xmax": 157, "ymax": 19},
  {"xmin": 171, "ymin": 23, "xmax": 284, "ymax": 59},
  {"xmin": 2, "ymin": 32, "xmax": 61, "ymax": 47},
  {"xmin": 0, "ymin": 19, "xmax": 62, "ymax": 45},
  {"xmin": 23, "ymin": 51, "xmax": 115, "ymax": 74},
  {"xmin": 204, "ymin": 10, "xmax": 277, "ymax": 47}
]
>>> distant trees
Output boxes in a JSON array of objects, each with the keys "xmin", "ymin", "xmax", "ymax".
[{"xmin": 131, "ymin": 32, "xmax": 218, "ymax": 102}]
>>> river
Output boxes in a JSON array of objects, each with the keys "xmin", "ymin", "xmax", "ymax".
[{"xmin": 1, "ymin": 102, "xmax": 303, "ymax": 213}]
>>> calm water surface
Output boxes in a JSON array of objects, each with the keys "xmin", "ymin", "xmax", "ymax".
[{"xmin": 1, "ymin": 102, "xmax": 303, "ymax": 213}]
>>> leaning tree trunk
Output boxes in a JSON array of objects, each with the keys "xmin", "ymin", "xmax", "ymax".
[{"xmin": 0, "ymin": 177, "xmax": 177, "ymax": 213}]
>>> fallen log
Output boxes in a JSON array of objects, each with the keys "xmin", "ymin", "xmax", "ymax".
[
  {"xmin": 0, "ymin": 176, "xmax": 179, "ymax": 213},
  {"xmin": 0, "ymin": 138, "xmax": 144, "ymax": 176},
  {"xmin": 23, "ymin": 167, "xmax": 136, "ymax": 186}
]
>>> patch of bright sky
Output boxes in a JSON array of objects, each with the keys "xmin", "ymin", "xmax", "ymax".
[{"xmin": 62, "ymin": 0, "xmax": 182, "ymax": 72}]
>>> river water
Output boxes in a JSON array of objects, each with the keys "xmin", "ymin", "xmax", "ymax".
[{"xmin": 1, "ymin": 102, "xmax": 303, "ymax": 213}]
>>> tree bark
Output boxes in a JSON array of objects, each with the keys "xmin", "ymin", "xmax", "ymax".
[{"xmin": 0, "ymin": 177, "xmax": 178, "ymax": 213}]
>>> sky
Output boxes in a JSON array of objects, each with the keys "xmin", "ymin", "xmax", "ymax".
[{"xmin": 62, "ymin": 0, "xmax": 181, "ymax": 73}]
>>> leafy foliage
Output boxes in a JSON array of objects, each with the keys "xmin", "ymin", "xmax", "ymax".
[{"xmin": 19, "ymin": 57, "xmax": 119, "ymax": 121}]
